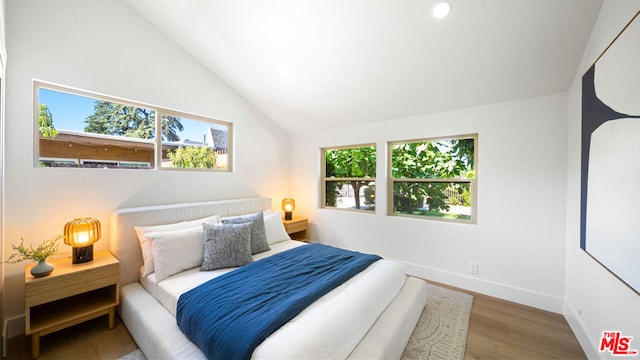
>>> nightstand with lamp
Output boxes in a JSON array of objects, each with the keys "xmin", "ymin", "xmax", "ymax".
[
  {"xmin": 24, "ymin": 217, "xmax": 120, "ymax": 359},
  {"xmin": 281, "ymin": 198, "xmax": 308, "ymax": 241}
]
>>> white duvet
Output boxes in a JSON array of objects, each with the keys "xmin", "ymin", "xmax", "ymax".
[{"xmin": 140, "ymin": 240, "xmax": 407, "ymax": 359}]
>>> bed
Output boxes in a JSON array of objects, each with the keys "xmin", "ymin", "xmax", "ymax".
[{"xmin": 110, "ymin": 197, "xmax": 427, "ymax": 359}]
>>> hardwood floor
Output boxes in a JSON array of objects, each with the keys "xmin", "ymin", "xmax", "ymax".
[
  {"xmin": 6, "ymin": 316, "xmax": 136, "ymax": 360},
  {"xmin": 6, "ymin": 283, "xmax": 586, "ymax": 360},
  {"xmin": 462, "ymin": 289, "xmax": 586, "ymax": 359}
]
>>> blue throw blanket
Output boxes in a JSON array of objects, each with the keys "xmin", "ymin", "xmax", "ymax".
[{"xmin": 176, "ymin": 243, "xmax": 381, "ymax": 360}]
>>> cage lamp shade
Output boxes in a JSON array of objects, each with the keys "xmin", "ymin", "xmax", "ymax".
[
  {"xmin": 282, "ymin": 198, "xmax": 295, "ymax": 220},
  {"xmin": 64, "ymin": 217, "xmax": 101, "ymax": 264}
]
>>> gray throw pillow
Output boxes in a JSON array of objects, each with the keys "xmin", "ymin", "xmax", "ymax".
[
  {"xmin": 222, "ymin": 213, "xmax": 271, "ymax": 254},
  {"xmin": 201, "ymin": 223, "xmax": 253, "ymax": 271}
]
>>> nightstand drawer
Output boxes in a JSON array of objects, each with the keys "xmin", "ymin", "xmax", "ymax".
[
  {"xmin": 25, "ymin": 252, "xmax": 119, "ymax": 305},
  {"xmin": 26, "ymin": 262, "xmax": 118, "ymax": 307},
  {"xmin": 284, "ymin": 219, "xmax": 307, "ymax": 234},
  {"xmin": 283, "ymin": 218, "xmax": 308, "ymax": 241}
]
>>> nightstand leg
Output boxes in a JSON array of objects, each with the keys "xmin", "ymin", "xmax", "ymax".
[
  {"xmin": 31, "ymin": 332, "xmax": 40, "ymax": 359},
  {"xmin": 108, "ymin": 307, "xmax": 115, "ymax": 330}
]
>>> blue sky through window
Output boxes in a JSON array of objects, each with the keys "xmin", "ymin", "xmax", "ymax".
[
  {"xmin": 38, "ymin": 87, "xmax": 225, "ymax": 143},
  {"xmin": 39, "ymin": 88, "xmax": 95, "ymax": 132}
]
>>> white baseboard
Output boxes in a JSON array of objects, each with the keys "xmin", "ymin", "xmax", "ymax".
[
  {"xmin": 563, "ymin": 300, "xmax": 599, "ymax": 359},
  {"xmin": 3, "ymin": 315, "xmax": 25, "ymax": 340},
  {"xmin": 402, "ymin": 261, "xmax": 565, "ymax": 313}
]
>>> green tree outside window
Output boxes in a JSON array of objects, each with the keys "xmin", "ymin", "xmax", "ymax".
[
  {"xmin": 390, "ymin": 136, "xmax": 475, "ymax": 221},
  {"xmin": 324, "ymin": 145, "xmax": 376, "ymax": 211}
]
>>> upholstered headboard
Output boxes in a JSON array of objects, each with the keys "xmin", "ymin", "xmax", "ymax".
[{"xmin": 110, "ymin": 197, "xmax": 272, "ymax": 286}]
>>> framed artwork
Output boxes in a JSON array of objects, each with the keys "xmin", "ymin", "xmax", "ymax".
[{"xmin": 581, "ymin": 11, "xmax": 640, "ymax": 295}]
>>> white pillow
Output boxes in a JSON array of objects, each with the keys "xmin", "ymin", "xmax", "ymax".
[
  {"xmin": 263, "ymin": 211, "xmax": 291, "ymax": 245},
  {"xmin": 134, "ymin": 214, "xmax": 220, "ymax": 276},
  {"xmin": 147, "ymin": 227, "xmax": 205, "ymax": 282}
]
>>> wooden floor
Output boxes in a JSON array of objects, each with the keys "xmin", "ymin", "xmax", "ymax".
[
  {"xmin": 6, "ymin": 283, "xmax": 586, "ymax": 360},
  {"xmin": 456, "ymin": 286, "xmax": 586, "ymax": 359},
  {"xmin": 6, "ymin": 316, "xmax": 136, "ymax": 360}
]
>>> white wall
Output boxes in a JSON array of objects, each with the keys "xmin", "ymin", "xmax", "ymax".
[
  {"xmin": 564, "ymin": 2, "xmax": 640, "ymax": 359},
  {"xmin": 3, "ymin": 0, "xmax": 290, "ymax": 325},
  {"xmin": 292, "ymin": 93, "xmax": 569, "ymax": 312}
]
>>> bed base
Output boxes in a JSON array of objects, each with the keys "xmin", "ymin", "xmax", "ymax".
[{"xmin": 119, "ymin": 276, "xmax": 426, "ymax": 359}]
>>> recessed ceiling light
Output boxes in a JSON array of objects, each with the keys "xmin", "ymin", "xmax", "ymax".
[{"xmin": 432, "ymin": 1, "xmax": 452, "ymax": 19}]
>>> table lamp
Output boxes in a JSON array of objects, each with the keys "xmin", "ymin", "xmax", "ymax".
[
  {"xmin": 282, "ymin": 198, "xmax": 295, "ymax": 220},
  {"xmin": 64, "ymin": 217, "xmax": 101, "ymax": 264}
]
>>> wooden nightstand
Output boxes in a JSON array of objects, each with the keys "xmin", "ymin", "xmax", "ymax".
[
  {"xmin": 283, "ymin": 217, "xmax": 308, "ymax": 241},
  {"xmin": 24, "ymin": 251, "xmax": 119, "ymax": 359}
]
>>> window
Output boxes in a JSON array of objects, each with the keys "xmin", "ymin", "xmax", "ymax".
[
  {"xmin": 322, "ymin": 144, "xmax": 376, "ymax": 212},
  {"xmin": 35, "ymin": 81, "xmax": 232, "ymax": 171},
  {"xmin": 159, "ymin": 113, "xmax": 229, "ymax": 170},
  {"xmin": 389, "ymin": 135, "xmax": 476, "ymax": 222}
]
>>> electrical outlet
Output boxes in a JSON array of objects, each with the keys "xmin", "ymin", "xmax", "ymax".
[{"xmin": 469, "ymin": 262, "xmax": 478, "ymax": 275}]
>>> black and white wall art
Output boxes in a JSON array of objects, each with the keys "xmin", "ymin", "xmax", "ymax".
[{"xmin": 581, "ymin": 11, "xmax": 640, "ymax": 294}]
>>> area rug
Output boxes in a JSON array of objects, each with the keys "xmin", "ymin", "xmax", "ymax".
[
  {"xmin": 118, "ymin": 282, "xmax": 473, "ymax": 360},
  {"xmin": 401, "ymin": 283, "xmax": 474, "ymax": 360},
  {"xmin": 117, "ymin": 349, "xmax": 146, "ymax": 360}
]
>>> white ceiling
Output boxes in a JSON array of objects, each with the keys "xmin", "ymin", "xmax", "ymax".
[{"xmin": 124, "ymin": 0, "xmax": 603, "ymax": 134}]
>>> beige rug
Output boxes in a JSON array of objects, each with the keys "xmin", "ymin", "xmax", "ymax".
[
  {"xmin": 119, "ymin": 283, "xmax": 473, "ymax": 360},
  {"xmin": 402, "ymin": 283, "xmax": 474, "ymax": 360}
]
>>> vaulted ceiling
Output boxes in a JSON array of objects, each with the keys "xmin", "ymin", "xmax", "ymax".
[{"xmin": 124, "ymin": 0, "xmax": 603, "ymax": 134}]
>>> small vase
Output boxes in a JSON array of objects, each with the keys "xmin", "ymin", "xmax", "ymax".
[{"xmin": 31, "ymin": 259, "xmax": 54, "ymax": 277}]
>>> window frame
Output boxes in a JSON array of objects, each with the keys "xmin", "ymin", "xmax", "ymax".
[
  {"xmin": 321, "ymin": 143, "xmax": 377, "ymax": 213},
  {"xmin": 156, "ymin": 109, "xmax": 232, "ymax": 171},
  {"xmin": 33, "ymin": 80, "xmax": 233, "ymax": 172},
  {"xmin": 387, "ymin": 134, "xmax": 478, "ymax": 224}
]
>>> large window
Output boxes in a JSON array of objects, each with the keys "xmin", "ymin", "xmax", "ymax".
[
  {"xmin": 389, "ymin": 135, "xmax": 476, "ymax": 222},
  {"xmin": 322, "ymin": 144, "xmax": 376, "ymax": 212},
  {"xmin": 35, "ymin": 81, "xmax": 232, "ymax": 171}
]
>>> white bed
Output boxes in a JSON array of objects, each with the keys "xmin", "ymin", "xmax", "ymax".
[{"xmin": 110, "ymin": 197, "xmax": 427, "ymax": 359}]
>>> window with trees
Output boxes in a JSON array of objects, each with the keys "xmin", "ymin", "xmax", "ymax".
[
  {"xmin": 35, "ymin": 81, "xmax": 232, "ymax": 171},
  {"xmin": 389, "ymin": 135, "xmax": 476, "ymax": 222},
  {"xmin": 322, "ymin": 144, "xmax": 376, "ymax": 212}
]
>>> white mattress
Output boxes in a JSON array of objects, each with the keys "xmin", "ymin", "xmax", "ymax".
[
  {"xmin": 140, "ymin": 239, "xmax": 407, "ymax": 359},
  {"xmin": 140, "ymin": 240, "xmax": 305, "ymax": 316}
]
